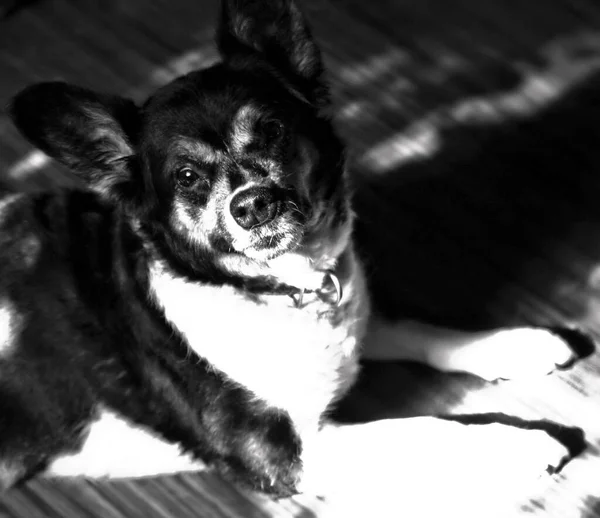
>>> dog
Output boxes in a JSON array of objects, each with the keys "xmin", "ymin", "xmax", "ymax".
[{"xmin": 0, "ymin": 0, "xmax": 593, "ymax": 513}]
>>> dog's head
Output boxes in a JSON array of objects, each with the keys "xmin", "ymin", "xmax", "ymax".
[{"xmin": 10, "ymin": 0, "xmax": 351, "ymax": 279}]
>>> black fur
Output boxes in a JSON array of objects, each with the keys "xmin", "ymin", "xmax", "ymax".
[
  {"xmin": 2, "ymin": 0, "xmax": 347, "ymax": 497},
  {"xmin": 0, "ymin": 189, "xmax": 302, "ymax": 496}
]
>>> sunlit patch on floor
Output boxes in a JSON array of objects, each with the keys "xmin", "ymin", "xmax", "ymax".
[
  {"xmin": 440, "ymin": 374, "xmax": 600, "ymax": 517},
  {"xmin": 336, "ymin": 48, "xmax": 412, "ymax": 85},
  {"xmin": 7, "ymin": 150, "xmax": 51, "ymax": 181},
  {"xmin": 360, "ymin": 121, "xmax": 440, "ymax": 172},
  {"xmin": 334, "ymin": 31, "xmax": 600, "ymax": 175},
  {"xmin": 0, "ymin": 299, "xmax": 17, "ymax": 355},
  {"xmin": 144, "ymin": 44, "xmax": 219, "ymax": 92},
  {"xmin": 331, "ymin": 46, "xmax": 470, "ymax": 123},
  {"xmin": 451, "ymin": 32, "xmax": 600, "ymax": 124},
  {"xmin": 47, "ymin": 409, "xmax": 205, "ymax": 478}
]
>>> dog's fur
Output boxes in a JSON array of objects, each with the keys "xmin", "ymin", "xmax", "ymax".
[{"xmin": 0, "ymin": 0, "xmax": 593, "ymax": 507}]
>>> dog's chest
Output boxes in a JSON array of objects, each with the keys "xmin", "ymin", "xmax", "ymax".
[{"xmin": 148, "ymin": 260, "xmax": 367, "ymax": 431}]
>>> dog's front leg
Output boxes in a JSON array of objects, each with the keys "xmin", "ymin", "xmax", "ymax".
[
  {"xmin": 298, "ymin": 416, "xmax": 584, "ymax": 517},
  {"xmin": 362, "ymin": 317, "xmax": 595, "ymax": 380}
]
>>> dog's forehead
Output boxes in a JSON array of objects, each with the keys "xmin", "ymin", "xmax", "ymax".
[
  {"xmin": 169, "ymin": 103, "xmax": 259, "ymax": 146},
  {"xmin": 151, "ymin": 104, "xmax": 262, "ymax": 166},
  {"xmin": 167, "ymin": 138, "xmax": 222, "ymax": 163},
  {"xmin": 143, "ymin": 78, "xmax": 271, "ymax": 153},
  {"xmin": 147, "ymin": 65, "xmax": 269, "ymax": 115}
]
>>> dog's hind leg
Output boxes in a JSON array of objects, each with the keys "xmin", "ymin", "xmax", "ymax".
[{"xmin": 362, "ymin": 317, "xmax": 595, "ymax": 381}]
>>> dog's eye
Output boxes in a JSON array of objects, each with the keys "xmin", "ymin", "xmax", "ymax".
[
  {"xmin": 176, "ymin": 167, "xmax": 200, "ymax": 188},
  {"xmin": 261, "ymin": 120, "xmax": 285, "ymax": 142}
]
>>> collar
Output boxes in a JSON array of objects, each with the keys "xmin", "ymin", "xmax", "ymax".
[
  {"xmin": 291, "ymin": 270, "xmax": 343, "ymax": 309},
  {"xmin": 286, "ymin": 249, "xmax": 352, "ymax": 309}
]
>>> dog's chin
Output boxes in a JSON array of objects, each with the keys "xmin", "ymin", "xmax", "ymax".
[
  {"xmin": 226, "ymin": 215, "xmax": 305, "ymax": 263},
  {"xmin": 238, "ymin": 232, "xmax": 301, "ymax": 262}
]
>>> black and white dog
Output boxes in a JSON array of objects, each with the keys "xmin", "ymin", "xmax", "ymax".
[{"xmin": 0, "ymin": 0, "xmax": 592, "ymax": 510}]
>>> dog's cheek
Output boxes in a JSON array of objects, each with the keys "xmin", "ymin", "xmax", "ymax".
[
  {"xmin": 282, "ymin": 138, "xmax": 318, "ymax": 219},
  {"xmin": 169, "ymin": 201, "xmax": 201, "ymax": 244},
  {"xmin": 169, "ymin": 197, "xmax": 218, "ymax": 250},
  {"xmin": 208, "ymin": 232, "xmax": 234, "ymax": 254}
]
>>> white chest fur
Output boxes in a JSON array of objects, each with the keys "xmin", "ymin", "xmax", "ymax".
[{"xmin": 147, "ymin": 252, "xmax": 369, "ymax": 434}]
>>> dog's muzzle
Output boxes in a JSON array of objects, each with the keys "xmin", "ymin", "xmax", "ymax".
[{"xmin": 230, "ymin": 186, "xmax": 280, "ymax": 229}]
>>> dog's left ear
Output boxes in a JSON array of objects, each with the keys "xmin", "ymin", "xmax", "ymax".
[{"xmin": 217, "ymin": 0, "xmax": 329, "ymax": 108}]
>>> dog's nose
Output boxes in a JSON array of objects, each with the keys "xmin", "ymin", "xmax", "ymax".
[{"xmin": 230, "ymin": 187, "xmax": 279, "ymax": 229}]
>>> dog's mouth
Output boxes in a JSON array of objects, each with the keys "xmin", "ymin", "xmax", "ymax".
[{"xmin": 224, "ymin": 185, "xmax": 307, "ymax": 261}]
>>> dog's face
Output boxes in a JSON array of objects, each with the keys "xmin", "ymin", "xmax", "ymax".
[
  {"xmin": 142, "ymin": 63, "xmax": 345, "ymax": 263},
  {"xmin": 10, "ymin": 0, "xmax": 350, "ymax": 274}
]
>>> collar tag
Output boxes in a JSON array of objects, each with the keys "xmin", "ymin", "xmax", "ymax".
[{"xmin": 292, "ymin": 271, "xmax": 343, "ymax": 309}]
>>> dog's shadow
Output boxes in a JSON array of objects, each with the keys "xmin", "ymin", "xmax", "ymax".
[{"xmin": 333, "ymin": 68, "xmax": 600, "ymax": 423}]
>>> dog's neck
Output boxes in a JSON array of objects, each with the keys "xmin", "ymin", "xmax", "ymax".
[
  {"xmin": 138, "ymin": 215, "xmax": 355, "ymax": 301},
  {"xmin": 268, "ymin": 250, "xmax": 347, "ymax": 296},
  {"xmin": 215, "ymin": 247, "xmax": 350, "ymax": 297},
  {"xmin": 217, "ymin": 219, "xmax": 355, "ymax": 295}
]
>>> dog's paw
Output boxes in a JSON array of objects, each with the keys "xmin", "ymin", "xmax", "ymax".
[
  {"xmin": 546, "ymin": 327, "xmax": 596, "ymax": 370},
  {"xmin": 428, "ymin": 418, "xmax": 585, "ymax": 486},
  {"xmin": 453, "ymin": 326, "xmax": 595, "ymax": 381},
  {"xmin": 475, "ymin": 422, "xmax": 581, "ymax": 480}
]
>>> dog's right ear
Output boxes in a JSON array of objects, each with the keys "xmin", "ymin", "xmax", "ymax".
[
  {"xmin": 217, "ymin": 0, "xmax": 329, "ymax": 108},
  {"xmin": 9, "ymin": 81, "xmax": 141, "ymax": 201}
]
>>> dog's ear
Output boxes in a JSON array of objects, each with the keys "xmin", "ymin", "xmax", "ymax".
[
  {"xmin": 9, "ymin": 81, "xmax": 141, "ymax": 201},
  {"xmin": 217, "ymin": 0, "xmax": 329, "ymax": 108}
]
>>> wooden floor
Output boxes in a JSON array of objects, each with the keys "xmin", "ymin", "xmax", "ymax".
[{"xmin": 2, "ymin": 0, "xmax": 600, "ymax": 516}]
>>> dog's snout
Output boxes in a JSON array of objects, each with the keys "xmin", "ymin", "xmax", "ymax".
[{"xmin": 230, "ymin": 187, "xmax": 279, "ymax": 229}]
